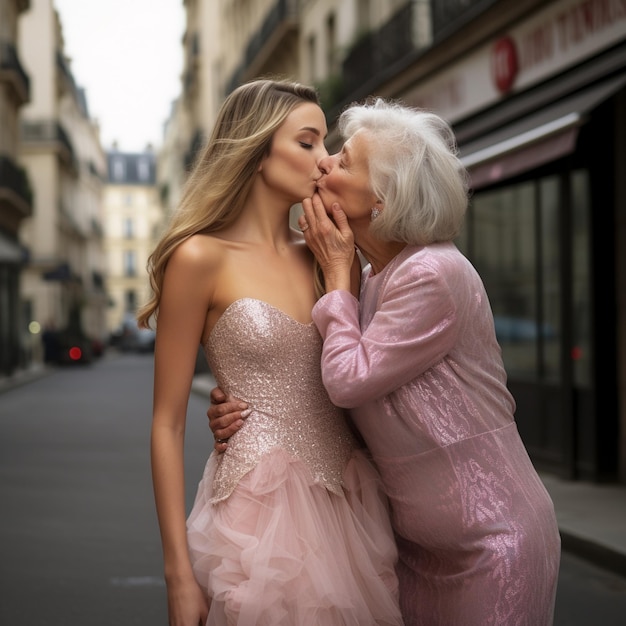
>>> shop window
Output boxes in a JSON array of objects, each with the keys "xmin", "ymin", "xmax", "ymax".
[
  {"xmin": 540, "ymin": 177, "xmax": 561, "ymax": 382},
  {"xmin": 468, "ymin": 171, "xmax": 592, "ymax": 388},
  {"xmin": 571, "ymin": 170, "xmax": 592, "ymax": 388},
  {"xmin": 471, "ymin": 183, "xmax": 539, "ymax": 380}
]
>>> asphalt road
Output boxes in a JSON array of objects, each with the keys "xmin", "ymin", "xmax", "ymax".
[
  {"xmin": 1, "ymin": 352, "xmax": 625, "ymax": 625},
  {"xmin": 0, "ymin": 352, "xmax": 210, "ymax": 625}
]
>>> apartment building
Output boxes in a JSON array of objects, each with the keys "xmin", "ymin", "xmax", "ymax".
[
  {"xmin": 17, "ymin": 0, "xmax": 108, "ymax": 364},
  {"xmin": 0, "ymin": 0, "xmax": 32, "ymax": 375},
  {"xmin": 168, "ymin": 0, "xmax": 626, "ymax": 484},
  {"xmin": 103, "ymin": 148, "xmax": 161, "ymax": 336}
]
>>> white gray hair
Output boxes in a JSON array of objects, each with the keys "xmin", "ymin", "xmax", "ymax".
[{"xmin": 338, "ymin": 98, "xmax": 469, "ymax": 244}]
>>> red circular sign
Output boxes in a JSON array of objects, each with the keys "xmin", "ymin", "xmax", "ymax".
[{"xmin": 492, "ymin": 36, "xmax": 518, "ymax": 94}]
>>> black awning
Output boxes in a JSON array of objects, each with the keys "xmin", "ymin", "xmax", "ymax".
[{"xmin": 459, "ymin": 73, "xmax": 626, "ymax": 189}]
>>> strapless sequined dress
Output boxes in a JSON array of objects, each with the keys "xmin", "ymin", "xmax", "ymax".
[{"xmin": 187, "ymin": 299, "xmax": 403, "ymax": 626}]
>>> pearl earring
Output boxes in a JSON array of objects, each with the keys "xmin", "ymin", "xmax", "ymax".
[{"xmin": 370, "ymin": 206, "xmax": 380, "ymax": 221}]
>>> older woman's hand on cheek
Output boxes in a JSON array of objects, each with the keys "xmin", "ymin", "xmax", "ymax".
[{"xmin": 300, "ymin": 193, "xmax": 355, "ymax": 292}]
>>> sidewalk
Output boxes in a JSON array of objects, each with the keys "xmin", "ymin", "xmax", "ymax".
[
  {"xmin": 540, "ymin": 472, "xmax": 626, "ymax": 576},
  {"xmin": 2, "ymin": 367, "xmax": 625, "ymax": 577},
  {"xmin": 0, "ymin": 362, "xmax": 54, "ymax": 394}
]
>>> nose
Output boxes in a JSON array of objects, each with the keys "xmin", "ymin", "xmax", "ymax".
[{"xmin": 318, "ymin": 153, "xmax": 334, "ymax": 175}]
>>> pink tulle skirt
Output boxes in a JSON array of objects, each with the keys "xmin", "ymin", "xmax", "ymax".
[{"xmin": 187, "ymin": 448, "xmax": 403, "ymax": 625}]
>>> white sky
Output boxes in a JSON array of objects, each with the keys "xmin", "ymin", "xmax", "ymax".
[{"xmin": 54, "ymin": 0, "xmax": 185, "ymax": 152}]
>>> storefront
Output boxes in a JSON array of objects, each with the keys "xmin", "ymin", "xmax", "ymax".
[
  {"xmin": 400, "ymin": 0, "xmax": 626, "ymax": 481},
  {"xmin": 0, "ymin": 230, "xmax": 25, "ymax": 376}
]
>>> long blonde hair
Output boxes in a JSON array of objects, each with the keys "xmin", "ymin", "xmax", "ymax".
[{"xmin": 137, "ymin": 79, "xmax": 320, "ymax": 328}]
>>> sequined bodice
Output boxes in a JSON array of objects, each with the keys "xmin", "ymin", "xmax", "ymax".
[{"xmin": 203, "ymin": 298, "xmax": 357, "ymax": 503}]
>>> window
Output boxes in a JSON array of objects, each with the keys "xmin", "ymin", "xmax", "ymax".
[
  {"xmin": 466, "ymin": 173, "xmax": 592, "ymax": 385},
  {"xmin": 137, "ymin": 158, "xmax": 151, "ymax": 182},
  {"xmin": 308, "ymin": 34, "xmax": 317, "ymax": 83},
  {"xmin": 112, "ymin": 158, "xmax": 125, "ymax": 181},
  {"xmin": 539, "ymin": 176, "xmax": 561, "ymax": 382},
  {"xmin": 124, "ymin": 250, "xmax": 137, "ymax": 277},
  {"xmin": 125, "ymin": 289, "xmax": 137, "ymax": 312},
  {"xmin": 325, "ymin": 13, "xmax": 337, "ymax": 75},
  {"xmin": 570, "ymin": 170, "xmax": 592, "ymax": 387},
  {"xmin": 471, "ymin": 183, "xmax": 539, "ymax": 380},
  {"xmin": 357, "ymin": 0, "xmax": 371, "ymax": 33},
  {"xmin": 124, "ymin": 217, "xmax": 134, "ymax": 239}
]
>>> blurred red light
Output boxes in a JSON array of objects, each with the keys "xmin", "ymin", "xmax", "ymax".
[{"xmin": 69, "ymin": 346, "xmax": 82, "ymax": 361}]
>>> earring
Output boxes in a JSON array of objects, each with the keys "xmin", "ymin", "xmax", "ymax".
[{"xmin": 370, "ymin": 206, "xmax": 380, "ymax": 221}]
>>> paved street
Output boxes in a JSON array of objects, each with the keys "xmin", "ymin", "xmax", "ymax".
[
  {"xmin": 0, "ymin": 352, "xmax": 211, "ymax": 625},
  {"xmin": 1, "ymin": 352, "xmax": 625, "ymax": 625}
]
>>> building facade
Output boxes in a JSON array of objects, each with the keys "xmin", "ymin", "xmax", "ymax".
[
  {"xmin": 0, "ymin": 0, "xmax": 32, "ymax": 375},
  {"xmin": 103, "ymin": 149, "xmax": 161, "ymax": 335},
  {"xmin": 17, "ymin": 0, "xmax": 108, "ymax": 364}
]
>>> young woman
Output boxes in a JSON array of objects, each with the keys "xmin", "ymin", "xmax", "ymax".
[{"xmin": 137, "ymin": 80, "xmax": 402, "ymax": 626}]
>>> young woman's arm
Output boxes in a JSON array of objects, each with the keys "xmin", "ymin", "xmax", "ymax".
[{"xmin": 150, "ymin": 236, "xmax": 218, "ymax": 625}]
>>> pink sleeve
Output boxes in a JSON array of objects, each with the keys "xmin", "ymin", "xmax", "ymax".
[{"xmin": 311, "ymin": 265, "xmax": 458, "ymax": 408}]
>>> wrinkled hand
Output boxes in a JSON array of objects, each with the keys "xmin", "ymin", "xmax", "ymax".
[
  {"xmin": 298, "ymin": 193, "xmax": 355, "ymax": 292},
  {"xmin": 207, "ymin": 387, "xmax": 250, "ymax": 453}
]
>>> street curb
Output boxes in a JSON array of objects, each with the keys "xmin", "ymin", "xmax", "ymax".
[
  {"xmin": 559, "ymin": 530, "xmax": 626, "ymax": 578},
  {"xmin": 0, "ymin": 366, "xmax": 55, "ymax": 395}
]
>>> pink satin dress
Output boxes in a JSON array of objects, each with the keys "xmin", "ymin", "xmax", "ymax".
[
  {"xmin": 187, "ymin": 298, "xmax": 403, "ymax": 626},
  {"xmin": 312, "ymin": 242, "xmax": 561, "ymax": 626}
]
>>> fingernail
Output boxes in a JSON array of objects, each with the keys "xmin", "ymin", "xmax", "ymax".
[
  {"xmin": 240, "ymin": 409, "xmax": 251, "ymax": 418},
  {"xmin": 238, "ymin": 403, "xmax": 248, "ymax": 410}
]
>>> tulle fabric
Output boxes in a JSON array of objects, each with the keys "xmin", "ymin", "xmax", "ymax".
[{"xmin": 187, "ymin": 447, "xmax": 403, "ymax": 626}]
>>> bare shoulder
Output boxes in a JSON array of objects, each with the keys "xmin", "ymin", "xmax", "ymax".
[{"xmin": 167, "ymin": 233, "xmax": 225, "ymax": 276}]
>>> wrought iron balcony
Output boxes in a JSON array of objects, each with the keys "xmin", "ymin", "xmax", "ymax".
[
  {"xmin": 431, "ymin": 0, "xmax": 496, "ymax": 39},
  {"xmin": 21, "ymin": 120, "xmax": 78, "ymax": 173},
  {"xmin": 342, "ymin": 2, "xmax": 415, "ymax": 98},
  {"xmin": 0, "ymin": 41, "xmax": 30, "ymax": 104},
  {"xmin": 56, "ymin": 50, "xmax": 78, "ymax": 95},
  {"xmin": 226, "ymin": 0, "xmax": 298, "ymax": 94},
  {"xmin": 0, "ymin": 154, "xmax": 33, "ymax": 216}
]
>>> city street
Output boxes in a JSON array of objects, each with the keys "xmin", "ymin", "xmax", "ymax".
[
  {"xmin": 0, "ymin": 352, "xmax": 210, "ymax": 625},
  {"xmin": 1, "ymin": 352, "xmax": 625, "ymax": 625}
]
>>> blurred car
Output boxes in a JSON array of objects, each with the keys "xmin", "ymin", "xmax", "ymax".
[
  {"xmin": 129, "ymin": 327, "xmax": 156, "ymax": 352},
  {"xmin": 110, "ymin": 313, "xmax": 156, "ymax": 353},
  {"xmin": 43, "ymin": 331, "xmax": 94, "ymax": 365}
]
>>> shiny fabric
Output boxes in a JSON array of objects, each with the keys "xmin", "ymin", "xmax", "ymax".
[
  {"xmin": 312, "ymin": 243, "xmax": 561, "ymax": 626},
  {"xmin": 188, "ymin": 298, "xmax": 403, "ymax": 625}
]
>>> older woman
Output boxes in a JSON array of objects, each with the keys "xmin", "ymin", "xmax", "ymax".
[{"xmin": 210, "ymin": 98, "xmax": 561, "ymax": 626}]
